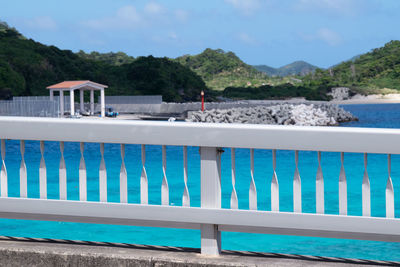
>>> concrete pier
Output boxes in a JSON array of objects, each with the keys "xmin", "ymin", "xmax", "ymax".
[{"xmin": 0, "ymin": 236, "xmax": 394, "ymax": 266}]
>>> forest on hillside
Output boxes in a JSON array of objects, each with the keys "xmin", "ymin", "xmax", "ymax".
[
  {"xmin": 0, "ymin": 22, "xmax": 208, "ymax": 102},
  {"xmin": 302, "ymin": 40, "xmax": 400, "ymax": 92},
  {"xmin": 223, "ymin": 83, "xmax": 331, "ymax": 101},
  {"xmin": 76, "ymin": 50, "xmax": 135, "ymax": 66}
]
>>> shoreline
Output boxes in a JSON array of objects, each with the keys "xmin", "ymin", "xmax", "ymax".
[{"xmin": 331, "ymin": 93, "xmax": 400, "ymax": 105}]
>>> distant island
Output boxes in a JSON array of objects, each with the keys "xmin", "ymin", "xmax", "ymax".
[{"xmin": 1, "ymin": 20, "xmax": 400, "ymax": 102}]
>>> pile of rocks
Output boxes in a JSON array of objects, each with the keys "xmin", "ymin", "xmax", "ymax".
[
  {"xmin": 328, "ymin": 87, "xmax": 350, "ymax": 101},
  {"xmin": 186, "ymin": 103, "xmax": 357, "ymax": 126}
]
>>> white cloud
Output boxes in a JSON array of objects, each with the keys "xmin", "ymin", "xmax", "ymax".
[
  {"xmin": 299, "ymin": 28, "xmax": 342, "ymax": 46},
  {"xmin": 151, "ymin": 31, "xmax": 181, "ymax": 44},
  {"xmin": 317, "ymin": 28, "xmax": 342, "ymax": 46},
  {"xmin": 236, "ymin": 32, "xmax": 257, "ymax": 45},
  {"xmin": 295, "ymin": 0, "xmax": 360, "ymax": 16},
  {"xmin": 168, "ymin": 31, "xmax": 178, "ymax": 40},
  {"xmin": 82, "ymin": 5, "xmax": 142, "ymax": 30},
  {"xmin": 82, "ymin": 3, "xmax": 188, "ymax": 31},
  {"xmin": 116, "ymin": 6, "xmax": 141, "ymax": 22},
  {"xmin": 225, "ymin": 0, "xmax": 261, "ymax": 16},
  {"xmin": 174, "ymin": 9, "xmax": 188, "ymax": 22},
  {"xmin": 24, "ymin": 16, "xmax": 57, "ymax": 31},
  {"xmin": 144, "ymin": 2, "xmax": 165, "ymax": 15}
]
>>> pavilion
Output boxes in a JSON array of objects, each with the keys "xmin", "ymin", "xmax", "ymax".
[{"xmin": 47, "ymin": 80, "xmax": 107, "ymax": 117}]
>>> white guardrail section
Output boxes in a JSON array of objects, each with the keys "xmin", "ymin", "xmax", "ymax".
[{"xmin": 0, "ymin": 116, "xmax": 399, "ymax": 255}]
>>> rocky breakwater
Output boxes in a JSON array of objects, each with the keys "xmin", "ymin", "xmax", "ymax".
[{"xmin": 186, "ymin": 103, "xmax": 357, "ymax": 126}]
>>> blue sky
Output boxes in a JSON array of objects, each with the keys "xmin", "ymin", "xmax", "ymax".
[{"xmin": 1, "ymin": 0, "xmax": 400, "ymax": 68}]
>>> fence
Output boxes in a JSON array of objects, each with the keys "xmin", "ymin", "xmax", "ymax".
[
  {"xmin": 0, "ymin": 117, "xmax": 398, "ymax": 255},
  {"xmin": 0, "ymin": 100, "xmax": 59, "ymax": 117},
  {"xmin": 0, "ymin": 96, "xmax": 86, "ymax": 117},
  {"xmin": 14, "ymin": 95, "xmax": 72, "ymax": 111},
  {"xmin": 13, "ymin": 96, "xmax": 53, "ymax": 101}
]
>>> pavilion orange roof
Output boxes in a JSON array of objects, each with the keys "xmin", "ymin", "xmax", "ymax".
[{"xmin": 46, "ymin": 80, "xmax": 108, "ymax": 89}]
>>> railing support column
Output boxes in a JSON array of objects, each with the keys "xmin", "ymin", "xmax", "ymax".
[
  {"xmin": 70, "ymin": 89, "xmax": 75, "ymax": 116},
  {"xmin": 200, "ymin": 147, "xmax": 221, "ymax": 256},
  {"xmin": 60, "ymin": 90, "xmax": 64, "ymax": 117},
  {"xmin": 79, "ymin": 89, "xmax": 84, "ymax": 114},
  {"xmin": 100, "ymin": 88, "xmax": 105, "ymax": 118},
  {"xmin": 90, "ymin": 90, "xmax": 94, "ymax": 115}
]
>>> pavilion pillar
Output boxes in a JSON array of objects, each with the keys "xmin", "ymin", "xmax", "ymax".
[
  {"xmin": 90, "ymin": 90, "xmax": 94, "ymax": 115},
  {"xmin": 60, "ymin": 90, "xmax": 64, "ymax": 117},
  {"xmin": 49, "ymin": 89, "xmax": 54, "ymax": 101},
  {"xmin": 70, "ymin": 89, "xmax": 75, "ymax": 116},
  {"xmin": 100, "ymin": 88, "xmax": 105, "ymax": 118},
  {"xmin": 80, "ymin": 89, "xmax": 84, "ymax": 114}
]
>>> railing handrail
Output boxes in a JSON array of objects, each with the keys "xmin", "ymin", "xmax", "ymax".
[
  {"xmin": 0, "ymin": 116, "xmax": 398, "ymax": 256},
  {"xmin": 0, "ymin": 116, "xmax": 399, "ymax": 154},
  {"xmin": 1, "ymin": 198, "xmax": 399, "ymax": 242}
]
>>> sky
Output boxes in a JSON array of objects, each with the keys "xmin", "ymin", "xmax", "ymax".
[{"xmin": 1, "ymin": 0, "xmax": 400, "ymax": 68}]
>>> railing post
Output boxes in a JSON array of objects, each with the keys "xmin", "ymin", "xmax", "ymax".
[
  {"xmin": 60, "ymin": 90, "xmax": 64, "ymax": 117},
  {"xmin": 200, "ymin": 147, "xmax": 221, "ymax": 256},
  {"xmin": 90, "ymin": 89, "xmax": 94, "ymax": 115}
]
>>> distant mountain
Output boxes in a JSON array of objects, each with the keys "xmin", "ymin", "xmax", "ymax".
[
  {"xmin": 175, "ymin": 48, "xmax": 275, "ymax": 90},
  {"xmin": 279, "ymin": 61, "xmax": 318, "ymax": 76},
  {"xmin": 252, "ymin": 65, "xmax": 277, "ymax": 76},
  {"xmin": 0, "ymin": 21, "xmax": 207, "ymax": 101},
  {"xmin": 254, "ymin": 61, "xmax": 318, "ymax": 76}
]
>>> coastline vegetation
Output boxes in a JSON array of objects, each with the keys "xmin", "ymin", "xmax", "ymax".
[{"xmin": 223, "ymin": 83, "xmax": 331, "ymax": 101}]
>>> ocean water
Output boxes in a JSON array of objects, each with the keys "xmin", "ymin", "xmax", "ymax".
[{"xmin": 1, "ymin": 103, "xmax": 400, "ymax": 261}]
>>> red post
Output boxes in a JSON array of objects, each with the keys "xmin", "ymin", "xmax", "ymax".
[{"xmin": 201, "ymin": 90, "xmax": 205, "ymax": 112}]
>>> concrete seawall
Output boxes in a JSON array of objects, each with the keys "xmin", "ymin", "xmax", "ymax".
[{"xmin": 0, "ymin": 236, "xmax": 393, "ymax": 266}]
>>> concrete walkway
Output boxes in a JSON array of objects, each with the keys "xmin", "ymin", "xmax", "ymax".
[{"xmin": 0, "ymin": 236, "xmax": 396, "ymax": 266}]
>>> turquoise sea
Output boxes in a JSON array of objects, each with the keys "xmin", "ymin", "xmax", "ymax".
[{"xmin": 1, "ymin": 103, "xmax": 400, "ymax": 261}]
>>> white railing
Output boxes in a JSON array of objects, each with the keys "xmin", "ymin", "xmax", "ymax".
[{"xmin": 0, "ymin": 116, "xmax": 399, "ymax": 255}]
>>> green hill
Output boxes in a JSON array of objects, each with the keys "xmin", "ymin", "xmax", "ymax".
[
  {"xmin": 76, "ymin": 50, "xmax": 135, "ymax": 66},
  {"xmin": 175, "ymin": 48, "xmax": 288, "ymax": 90},
  {"xmin": 304, "ymin": 40, "xmax": 400, "ymax": 93},
  {"xmin": 0, "ymin": 21, "xmax": 207, "ymax": 102},
  {"xmin": 279, "ymin": 61, "xmax": 318, "ymax": 76},
  {"xmin": 175, "ymin": 48, "xmax": 256, "ymax": 78},
  {"xmin": 254, "ymin": 61, "xmax": 318, "ymax": 76}
]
